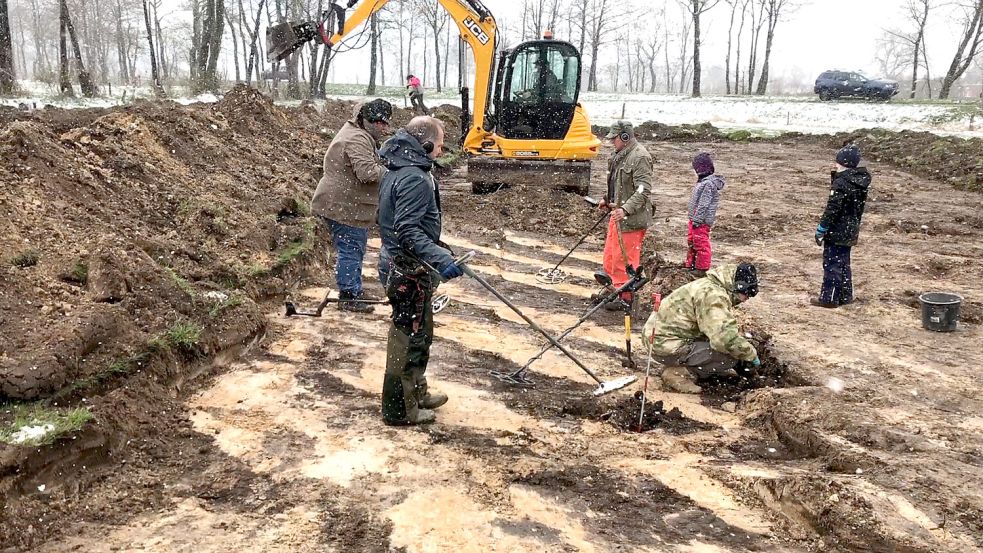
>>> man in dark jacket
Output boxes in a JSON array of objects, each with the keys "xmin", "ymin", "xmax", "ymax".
[
  {"xmin": 812, "ymin": 144, "xmax": 871, "ymax": 308},
  {"xmin": 311, "ymin": 99, "xmax": 392, "ymax": 313},
  {"xmin": 377, "ymin": 116, "xmax": 462, "ymax": 426}
]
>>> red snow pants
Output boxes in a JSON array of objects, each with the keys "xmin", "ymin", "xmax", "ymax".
[
  {"xmin": 685, "ymin": 220, "xmax": 712, "ymax": 271},
  {"xmin": 602, "ymin": 217, "xmax": 646, "ymax": 293}
]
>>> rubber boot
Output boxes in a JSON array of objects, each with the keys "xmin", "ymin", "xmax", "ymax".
[
  {"xmin": 414, "ymin": 368, "xmax": 448, "ymax": 410},
  {"xmin": 660, "ymin": 365, "xmax": 702, "ymax": 394},
  {"xmin": 382, "ymin": 326, "xmax": 435, "ymax": 425}
]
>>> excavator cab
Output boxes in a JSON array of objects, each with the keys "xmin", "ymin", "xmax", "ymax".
[
  {"xmin": 470, "ymin": 36, "xmax": 598, "ymax": 194},
  {"xmin": 495, "ymin": 40, "xmax": 581, "ymax": 140}
]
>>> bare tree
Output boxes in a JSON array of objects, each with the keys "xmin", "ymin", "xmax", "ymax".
[
  {"xmin": 244, "ymin": 0, "xmax": 265, "ymax": 85},
  {"xmin": 0, "ymin": 0, "xmax": 14, "ymax": 94},
  {"xmin": 724, "ymin": 0, "xmax": 749, "ymax": 94},
  {"xmin": 419, "ymin": 0, "xmax": 446, "ymax": 92},
  {"xmin": 143, "ymin": 0, "xmax": 165, "ymax": 96},
  {"xmin": 640, "ymin": 11, "xmax": 663, "ymax": 92},
  {"xmin": 192, "ymin": 0, "xmax": 225, "ymax": 92},
  {"xmin": 939, "ymin": 0, "xmax": 983, "ymax": 99},
  {"xmin": 745, "ymin": 0, "xmax": 765, "ymax": 94},
  {"xmin": 679, "ymin": 0, "xmax": 720, "ymax": 97},
  {"xmin": 754, "ymin": 0, "xmax": 796, "ymax": 95}
]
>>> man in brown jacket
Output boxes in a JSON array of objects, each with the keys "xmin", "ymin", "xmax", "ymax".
[{"xmin": 311, "ymin": 99, "xmax": 392, "ymax": 312}]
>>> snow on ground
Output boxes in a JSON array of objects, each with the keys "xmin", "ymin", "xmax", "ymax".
[{"xmin": 5, "ymin": 79, "xmax": 981, "ymax": 138}]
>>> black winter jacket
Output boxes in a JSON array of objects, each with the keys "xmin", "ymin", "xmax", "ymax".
[
  {"xmin": 819, "ymin": 167, "xmax": 871, "ymax": 246},
  {"xmin": 377, "ymin": 130, "xmax": 455, "ymax": 271}
]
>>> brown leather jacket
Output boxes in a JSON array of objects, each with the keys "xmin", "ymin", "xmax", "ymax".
[{"xmin": 311, "ymin": 104, "xmax": 384, "ymax": 227}]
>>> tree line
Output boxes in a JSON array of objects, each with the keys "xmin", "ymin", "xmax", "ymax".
[{"xmin": 0, "ymin": 0, "xmax": 981, "ymax": 99}]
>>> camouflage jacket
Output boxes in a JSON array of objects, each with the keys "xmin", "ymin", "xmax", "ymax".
[
  {"xmin": 641, "ymin": 264, "xmax": 757, "ymax": 362},
  {"xmin": 606, "ymin": 140, "xmax": 654, "ymax": 231}
]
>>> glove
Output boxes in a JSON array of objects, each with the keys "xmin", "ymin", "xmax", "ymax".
[
  {"xmin": 815, "ymin": 224, "xmax": 827, "ymax": 246},
  {"xmin": 751, "ymin": 357, "xmax": 761, "ymax": 367},
  {"xmin": 440, "ymin": 262, "xmax": 464, "ymax": 281}
]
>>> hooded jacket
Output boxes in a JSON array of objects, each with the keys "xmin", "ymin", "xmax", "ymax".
[
  {"xmin": 606, "ymin": 140, "xmax": 654, "ymax": 231},
  {"xmin": 820, "ymin": 167, "xmax": 871, "ymax": 246},
  {"xmin": 641, "ymin": 264, "xmax": 757, "ymax": 362},
  {"xmin": 377, "ymin": 130, "xmax": 455, "ymax": 271},
  {"xmin": 688, "ymin": 174, "xmax": 725, "ymax": 227},
  {"xmin": 311, "ymin": 103, "xmax": 384, "ymax": 227}
]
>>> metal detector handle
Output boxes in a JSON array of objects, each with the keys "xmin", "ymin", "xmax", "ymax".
[
  {"xmin": 459, "ymin": 261, "xmax": 605, "ymax": 386},
  {"xmin": 453, "ymin": 251, "xmax": 476, "ymax": 267}
]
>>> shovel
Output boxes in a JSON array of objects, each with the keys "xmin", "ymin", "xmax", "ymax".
[{"xmin": 457, "ymin": 251, "xmax": 636, "ymax": 397}]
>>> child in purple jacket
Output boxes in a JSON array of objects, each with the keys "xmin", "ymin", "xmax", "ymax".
[{"xmin": 686, "ymin": 152, "xmax": 725, "ymax": 275}]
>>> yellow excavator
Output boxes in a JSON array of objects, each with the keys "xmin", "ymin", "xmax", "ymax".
[{"xmin": 267, "ymin": 0, "xmax": 600, "ymax": 194}]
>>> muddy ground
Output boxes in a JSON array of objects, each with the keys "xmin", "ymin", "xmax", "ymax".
[{"xmin": 2, "ymin": 92, "xmax": 983, "ymax": 552}]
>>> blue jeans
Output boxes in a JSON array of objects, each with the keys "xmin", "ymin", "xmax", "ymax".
[
  {"xmin": 326, "ymin": 219, "xmax": 368, "ymax": 295},
  {"xmin": 820, "ymin": 242, "xmax": 853, "ymax": 305}
]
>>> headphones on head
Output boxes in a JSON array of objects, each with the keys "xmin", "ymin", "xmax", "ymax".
[
  {"xmin": 619, "ymin": 131, "xmax": 631, "ymax": 142},
  {"xmin": 421, "ymin": 140, "xmax": 434, "ymax": 154}
]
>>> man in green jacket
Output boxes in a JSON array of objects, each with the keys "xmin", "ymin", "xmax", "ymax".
[
  {"xmin": 311, "ymin": 99, "xmax": 392, "ymax": 313},
  {"xmin": 597, "ymin": 120, "xmax": 654, "ymax": 310},
  {"xmin": 641, "ymin": 263, "xmax": 761, "ymax": 394}
]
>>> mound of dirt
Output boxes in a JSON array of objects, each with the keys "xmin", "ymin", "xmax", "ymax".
[
  {"xmin": 831, "ymin": 128, "xmax": 983, "ymax": 192},
  {"xmin": 592, "ymin": 121, "xmax": 726, "ymax": 142},
  {"xmin": 448, "ymin": 184, "xmax": 598, "ymax": 237}
]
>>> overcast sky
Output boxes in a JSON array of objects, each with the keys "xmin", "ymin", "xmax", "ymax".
[{"xmin": 159, "ymin": 0, "xmax": 975, "ymax": 89}]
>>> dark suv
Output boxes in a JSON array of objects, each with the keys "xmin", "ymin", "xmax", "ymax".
[{"xmin": 814, "ymin": 70, "xmax": 899, "ymax": 101}]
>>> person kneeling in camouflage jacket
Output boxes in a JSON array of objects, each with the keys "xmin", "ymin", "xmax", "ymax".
[{"xmin": 641, "ymin": 263, "xmax": 761, "ymax": 394}]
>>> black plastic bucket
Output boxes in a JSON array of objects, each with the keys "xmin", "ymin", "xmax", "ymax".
[{"xmin": 918, "ymin": 292, "xmax": 962, "ymax": 332}]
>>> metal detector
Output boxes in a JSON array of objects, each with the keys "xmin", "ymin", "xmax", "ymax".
[
  {"xmin": 535, "ymin": 197, "xmax": 607, "ymax": 285},
  {"xmin": 284, "ymin": 292, "xmax": 451, "ymax": 317},
  {"xmin": 456, "ymin": 251, "xmax": 638, "ymax": 397},
  {"xmin": 493, "ymin": 267, "xmax": 649, "ymax": 388}
]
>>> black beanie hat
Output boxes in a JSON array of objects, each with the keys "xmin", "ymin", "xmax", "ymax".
[
  {"xmin": 836, "ymin": 145, "xmax": 861, "ymax": 168},
  {"xmin": 361, "ymin": 99, "xmax": 393, "ymax": 124},
  {"xmin": 734, "ymin": 263, "xmax": 759, "ymax": 297}
]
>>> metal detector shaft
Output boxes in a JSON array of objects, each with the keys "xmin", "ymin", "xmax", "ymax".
[
  {"xmin": 459, "ymin": 262, "xmax": 606, "ymax": 386},
  {"xmin": 545, "ymin": 212, "xmax": 608, "ymax": 274},
  {"xmin": 519, "ymin": 275, "xmax": 647, "ymax": 373}
]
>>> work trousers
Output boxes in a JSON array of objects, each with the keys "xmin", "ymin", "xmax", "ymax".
[
  {"xmin": 656, "ymin": 341, "xmax": 740, "ymax": 380},
  {"xmin": 326, "ymin": 218, "xmax": 368, "ymax": 296},
  {"xmin": 410, "ymin": 93, "xmax": 429, "ymax": 115},
  {"xmin": 685, "ymin": 221, "xmax": 712, "ymax": 271},
  {"xmin": 820, "ymin": 242, "xmax": 853, "ymax": 305},
  {"xmin": 602, "ymin": 217, "xmax": 645, "ymax": 299},
  {"xmin": 381, "ymin": 264, "xmax": 436, "ymax": 424}
]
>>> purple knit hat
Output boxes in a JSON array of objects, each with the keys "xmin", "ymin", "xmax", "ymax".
[{"xmin": 693, "ymin": 152, "xmax": 715, "ymax": 177}]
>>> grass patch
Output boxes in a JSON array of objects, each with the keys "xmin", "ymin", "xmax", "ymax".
[
  {"xmin": 295, "ymin": 197, "xmax": 311, "ymax": 217},
  {"xmin": 0, "ymin": 404, "xmax": 93, "ymax": 447},
  {"xmin": 165, "ymin": 267, "xmax": 195, "ymax": 297},
  {"xmin": 70, "ymin": 261, "xmax": 88, "ymax": 284},
  {"xmin": 10, "ymin": 249, "xmax": 40, "ymax": 268},
  {"xmin": 208, "ymin": 295, "xmax": 244, "ymax": 317},
  {"xmin": 165, "ymin": 321, "xmax": 203, "ymax": 353}
]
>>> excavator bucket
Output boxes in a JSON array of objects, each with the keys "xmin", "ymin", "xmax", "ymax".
[
  {"xmin": 467, "ymin": 158, "xmax": 592, "ymax": 195},
  {"xmin": 267, "ymin": 21, "xmax": 318, "ymax": 63}
]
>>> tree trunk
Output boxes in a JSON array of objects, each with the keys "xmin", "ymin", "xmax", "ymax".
[
  {"xmin": 226, "ymin": 9, "xmax": 240, "ymax": 82},
  {"xmin": 113, "ymin": 0, "xmax": 129, "ymax": 84},
  {"xmin": 143, "ymin": 0, "xmax": 165, "ymax": 96},
  {"xmin": 367, "ymin": 12, "xmax": 378, "ymax": 94},
  {"xmin": 62, "ymin": 0, "xmax": 96, "ymax": 96},
  {"xmin": 735, "ymin": 0, "xmax": 746, "ymax": 94},
  {"xmin": 725, "ymin": 1, "xmax": 737, "ymax": 94},
  {"xmin": 153, "ymin": 1, "xmax": 168, "ymax": 80},
  {"xmin": 205, "ymin": 0, "xmax": 224, "ymax": 91},
  {"xmin": 432, "ymin": 22, "xmax": 442, "ymax": 92},
  {"xmin": 692, "ymin": 2, "xmax": 702, "ymax": 98},
  {"xmin": 59, "ymin": 7, "xmax": 74, "ymax": 96},
  {"xmin": 0, "ymin": 0, "xmax": 15, "ymax": 94}
]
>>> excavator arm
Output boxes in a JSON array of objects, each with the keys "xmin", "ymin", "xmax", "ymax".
[{"xmin": 268, "ymin": 0, "xmax": 498, "ymax": 146}]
